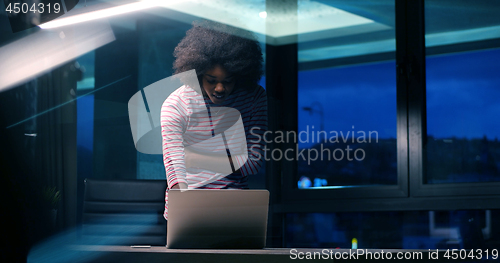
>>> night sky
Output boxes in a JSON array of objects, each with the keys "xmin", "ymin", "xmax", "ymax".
[{"xmin": 297, "ymin": 48, "xmax": 500, "ymax": 148}]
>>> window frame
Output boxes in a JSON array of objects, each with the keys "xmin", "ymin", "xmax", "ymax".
[{"xmin": 271, "ymin": 0, "xmax": 500, "ymax": 211}]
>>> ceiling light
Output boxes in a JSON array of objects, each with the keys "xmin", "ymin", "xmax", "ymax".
[
  {"xmin": 159, "ymin": 0, "xmax": 387, "ymax": 45},
  {"xmin": 39, "ymin": 0, "xmax": 166, "ymax": 29},
  {"xmin": 0, "ymin": 21, "xmax": 114, "ymax": 92}
]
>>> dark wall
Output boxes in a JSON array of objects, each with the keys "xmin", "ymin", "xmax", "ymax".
[
  {"xmin": 0, "ymin": 83, "xmax": 45, "ymax": 262},
  {"xmin": 93, "ymin": 25, "xmax": 139, "ymax": 180},
  {"xmin": 0, "ymin": 64, "xmax": 79, "ymax": 263}
]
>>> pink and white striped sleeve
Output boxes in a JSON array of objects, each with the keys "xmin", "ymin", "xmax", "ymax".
[
  {"xmin": 161, "ymin": 93, "xmax": 188, "ymax": 188},
  {"xmin": 234, "ymin": 87, "xmax": 268, "ymax": 176}
]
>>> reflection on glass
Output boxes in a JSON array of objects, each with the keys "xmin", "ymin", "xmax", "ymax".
[
  {"xmin": 286, "ymin": 210, "xmax": 496, "ymax": 249},
  {"xmin": 77, "ymin": 51, "xmax": 95, "ymax": 181}
]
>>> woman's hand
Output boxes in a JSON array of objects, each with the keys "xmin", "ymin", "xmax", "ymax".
[{"xmin": 170, "ymin": 182, "xmax": 188, "ymax": 190}]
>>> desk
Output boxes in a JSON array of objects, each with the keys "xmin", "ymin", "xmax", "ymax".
[
  {"xmin": 69, "ymin": 246, "xmax": 481, "ymax": 262},
  {"xmin": 73, "ymin": 246, "xmax": 296, "ymax": 263}
]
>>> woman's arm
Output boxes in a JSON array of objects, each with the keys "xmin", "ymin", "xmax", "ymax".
[
  {"xmin": 233, "ymin": 86, "xmax": 268, "ymax": 176},
  {"xmin": 161, "ymin": 93, "xmax": 189, "ymax": 189},
  {"xmin": 184, "ymin": 147, "xmax": 240, "ymax": 174},
  {"xmin": 170, "ymin": 182, "xmax": 188, "ymax": 189}
]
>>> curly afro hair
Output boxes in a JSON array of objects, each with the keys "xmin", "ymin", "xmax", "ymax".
[{"xmin": 173, "ymin": 20, "xmax": 264, "ymax": 91}]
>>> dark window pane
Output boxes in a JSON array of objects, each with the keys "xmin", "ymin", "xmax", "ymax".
[
  {"xmin": 296, "ymin": 0, "xmax": 397, "ymax": 188},
  {"xmin": 298, "ymin": 63, "xmax": 397, "ymax": 188},
  {"xmin": 425, "ymin": 0, "xmax": 500, "ymax": 184}
]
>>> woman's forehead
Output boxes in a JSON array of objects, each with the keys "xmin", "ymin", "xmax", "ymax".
[{"xmin": 204, "ymin": 65, "xmax": 234, "ymax": 78}]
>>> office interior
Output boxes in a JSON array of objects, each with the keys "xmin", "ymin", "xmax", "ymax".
[{"xmin": 1, "ymin": 0, "xmax": 500, "ymax": 261}]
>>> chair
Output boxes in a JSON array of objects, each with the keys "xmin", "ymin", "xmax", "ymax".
[{"xmin": 82, "ymin": 178, "xmax": 167, "ymax": 246}]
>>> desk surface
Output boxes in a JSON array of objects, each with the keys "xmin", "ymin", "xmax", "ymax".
[
  {"xmin": 73, "ymin": 245, "xmax": 419, "ymax": 254},
  {"xmin": 68, "ymin": 245, "xmax": 480, "ymax": 262},
  {"xmin": 69, "ymin": 245, "xmax": 301, "ymax": 263},
  {"xmin": 75, "ymin": 245, "xmax": 296, "ymax": 254}
]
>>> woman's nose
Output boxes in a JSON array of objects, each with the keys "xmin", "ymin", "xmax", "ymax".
[{"xmin": 215, "ymin": 83, "xmax": 224, "ymax": 93}]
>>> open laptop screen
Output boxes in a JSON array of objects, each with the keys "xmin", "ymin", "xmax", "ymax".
[{"xmin": 166, "ymin": 189, "xmax": 269, "ymax": 249}]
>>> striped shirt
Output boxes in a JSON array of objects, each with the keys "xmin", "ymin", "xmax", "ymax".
[{"xmin": 161, "ymin": 85, "xmax": 267, "ymax": 219}]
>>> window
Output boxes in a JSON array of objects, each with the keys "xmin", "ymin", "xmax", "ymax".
[
  {"xmin": 424, "ymin": 0, "xmax": 500, "ymax": 185},
  {"xmin": 425, "ymin": 49, "xmax": 500, "ymax": 184},
  {"xmin": 279, "ymin": 0, "xmax": 406, "ymax": 200},
  {"xmin": 298, "ymin": 62, "xmax": 397, "ymax": 188}
]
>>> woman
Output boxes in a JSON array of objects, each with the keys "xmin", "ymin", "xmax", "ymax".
[{"xmin": 161, "ymin": 21, "xmax": 267, "ymax": 220}]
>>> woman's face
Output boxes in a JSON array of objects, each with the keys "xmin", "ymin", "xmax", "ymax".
[{"xmin": 202, "ymin": 65, "xmax": 236, "ymax": 104}]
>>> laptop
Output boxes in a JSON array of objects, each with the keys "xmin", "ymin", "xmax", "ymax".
[{"xmin": 166, "ymin": 189, "xmax": 269, "ymax": 249}]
